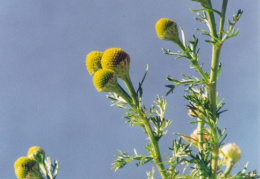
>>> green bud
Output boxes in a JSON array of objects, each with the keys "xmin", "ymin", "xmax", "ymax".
[
  {"xmin": 86, "ymin": 51, "xmax": 103, "ymax": 76},
  {"xmin": 101, "ymin": 48, "xmax": 130, "ymax": 79},
  {"xmin": 14, "ymin": 157, "xmax": 42, "ymax": 179},
  {"xmin": 155, "ymin": 18, "xmax": 181, "ymax": 43}
]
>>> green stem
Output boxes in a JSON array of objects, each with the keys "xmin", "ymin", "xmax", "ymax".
[
  {"xmin": 122, "ymin": 73, "xmax": 139, "ymax": 106},
  {"xmin": 121, "ymin": 73, "xmax": 167, "ymax": 178},
  {"xmin": 142, "ymin": 117, "xmax": 168, "ymax": 179},
  {"xmin": 205, "ymin": 1, "xmax": 218, "ymax": 39},
  {"xmin": 221, "ymin": 162, "xmax": 233, "ymax": 178},
  {"xmin": 115, "ymin": 84, "xmax": 134, "ymax": 105},
  {"xmin": 204, "ymin": 0, "xmax": 227, "ymax": 178},
  {"xmin": 219, "ymin": 0, "xmax": 228, "ymax": 39},
  {"xmin": 198, "ymin": 119, "xmax": 205, "ymax": 179},
  {"xmin": 198, "ymin": 119, "xmax": 204, "ymax": 152},
  {"xmin": 208, "ymin": 46, "xmax": 222, "ymax": 113}
]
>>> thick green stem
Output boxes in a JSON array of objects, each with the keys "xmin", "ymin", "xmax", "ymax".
[
  {"xmin": 198, "ymin": 119, "xmax": 205, "ymax": 179},
  {"xmin": 205, "ymin": 1, "xmax": 218, "ymax": 39},
  {"xmin": 122, "ymin": 73, "xmax": 167, "ymax": 178},
  {"xmin": 122, "ymin": 73, "xmax": 139, "ymax": 106},
  {"xmin": 221, "ymin": 162, "xmax": 233, "ymax": 178},
  {"xmin": 219, "ymin": 0, "xmax": 228, "ymax": 39},
  {"xmin": 204, "ymin": 0, "xmax": 228, "ymax": 178},
  {"xmin": 208, "ymin": 46, "xmax": 222, "ymax": 111},
  {"xmin": 115, "ymin": 84, "xmax": 134, "ymax": 105},
  {"xmin": 142, "ymin": 118, "xmax": 168, "ymax": 179},
  {"xmin": 198, "ymin": 119, "xmax": 204, "ymax": 152}
]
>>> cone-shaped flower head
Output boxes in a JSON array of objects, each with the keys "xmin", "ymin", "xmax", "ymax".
[
  {"xmin": 93, "ymin": 69, "xmax": 119, "ymax": 92},
  {"xmin": 86, "ymin": 51, "xmax": 103, "ymax": 76},
  {"xmin": 155, "ymin": 18, "xmax": 180, "ymax": 43},
  {"xmin": 220, "ymin": 143, "xmax": 241, "ymax": 165},
  {"xmin": 101, "ymin": 48, "xmax": 130, "ymax": 79},
  {"xmin": 28, "ymin": 146, "xmax": 45, "ymax": 165},
  {"xmin": 14, "ymin": 157, "xmax": 42, "ymax": 179}
]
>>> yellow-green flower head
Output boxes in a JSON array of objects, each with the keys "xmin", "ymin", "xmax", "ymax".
[
  {"xmin": 28, "ymin": 146, "xmax": 45, "ymax": 165},
  {"xmin": 101, "ymin": 48, "xmax": 130, "ymax": 79},
  {"xmin": 93, "ymin": 69, "xmax": 119, "ymax": 92},
  {"xmin": 14, "ymin": 157, "xmax": 42, "ymax": 179},
  {"xmin": 155, "ymin": 18, "xmax": 180, "ymax": 43},
  {"xmin": 86, "ymin": 51, "xmax": 103, "ymax": 76},
  {"xmin": 220, "ymin": 143, "xmax": 241, "ymax": 165}
]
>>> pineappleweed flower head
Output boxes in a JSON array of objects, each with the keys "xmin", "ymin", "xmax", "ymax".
[
  {"xmin": 14, "ymin": 157, "xmax": 42, "ymax": 179},
  {"xmin": 86, "ymin": 51, "xmax": 103, "ymax": 76},
  {"xmin": 155, "ymin": 18, "xmax": 181, "ymax": 43},
  {"xmin": 101, "ymin": 48, "xmax": 130, "ymax": 80}
]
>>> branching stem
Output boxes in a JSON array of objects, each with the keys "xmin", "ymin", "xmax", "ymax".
[
  {"xmin": 142, "ymin": 118, "xmax": 168, "ymax": 179},
  {"xmin": 204, "ymin": 0, "xmax": 228, "ymax": 178}
]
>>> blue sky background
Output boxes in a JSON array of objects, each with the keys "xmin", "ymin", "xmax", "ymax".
[{"xmin": 0, "ymin": 0, "xmax": 259, "ymax": 178}]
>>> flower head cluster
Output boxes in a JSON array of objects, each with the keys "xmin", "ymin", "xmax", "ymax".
[
  {"xmin": 14, "ymin": 146, "xmax": 46, "ymax": 179},
  {"xmin": 86, "ymin": 48, "xmax": 134, "ymax": 104},
  {"xmin": 155, "ymin": 18, "xmax": 181, "ymax": 43},
  {"xmin": 220, "ymin": 143, "xmax": 241, "ymax": 165},
  {"xmin": 86, "ymin": 48, "xmax": 131, "ymax": 92}
]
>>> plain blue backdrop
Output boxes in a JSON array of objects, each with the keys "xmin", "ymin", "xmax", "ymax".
[{"xmin": 0, "ymin": 0, "xmax": 259, "ymax": 178}]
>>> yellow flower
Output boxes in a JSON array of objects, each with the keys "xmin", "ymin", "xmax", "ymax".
[
  {"xmin": 93, "ymin": 69, "xmax": 132, "ymax": 104},
  {"xmin": 86, "ymin": 51, "xmax": 103, "ymax": 76},
  {"xmin": 93, "ymin": 69, "xmax": 118, "ymax": 92},
  {"xmin": 14, "ymin": 157, "xmax": 42, "ymax": 179},
  {"xmin": 155, "ymin": 18, "xmax": 180, "ymax": 43},
  {"xmin": 220, "ymin": 143, "xmax": 241, "ymax": 165},
  {"xmin": 28, "ymin": 146, "xmax": 45, "ymax": 165},
  {"xmin": 101, "ymin": 48, "xmax": 130, "ymax": 79}
]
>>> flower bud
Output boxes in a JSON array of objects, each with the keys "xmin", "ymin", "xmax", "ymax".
[
  {"xmin": 93, "ymin": 69, "xmax": 118, "ymax": 92},
  {"xmin": 101, "ymin": 48, "xmax": 130, "ymax": 79},
  {"xmin": 14, "ymin": 157, "xmax": 42, "ymax": 179},
  {"xmin": 155, "ymin": 18, "xmax": 180, "ymax": 43},
  {"xmin": 220, "ymin": 143, "xmax": 241, "ymax": 165},
  {"xmin": 28, "ymin": 146, "xmax": 45, "ymax": 165},
  {"xmin": 86, "ymin": 51, "xmax": 103, "ymax": 76}
]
